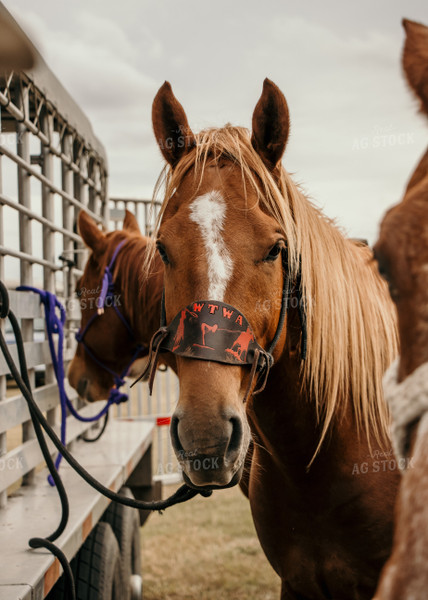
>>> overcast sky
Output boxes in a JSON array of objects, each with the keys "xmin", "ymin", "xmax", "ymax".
[{"xmin": 6, "ymin": 0, "xmax": 428, "ymax": 243}]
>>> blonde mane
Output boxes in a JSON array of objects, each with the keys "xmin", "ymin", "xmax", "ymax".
[{"xmin": 150, "ymin": 125, "xmax": 398, "ymax": 456}]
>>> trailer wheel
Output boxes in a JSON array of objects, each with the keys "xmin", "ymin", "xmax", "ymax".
[
  {"xmin": 46, "ymin": 521, "xmax": 123, "ymax": 599},
  {"xmin": 101, "ymin": 487, "xmax": 142, "ymax": 600},
  {"xmin": 75, "ymin": 521, "xmax": 123, "ymax": 599}
]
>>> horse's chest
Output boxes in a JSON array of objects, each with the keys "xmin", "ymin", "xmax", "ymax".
[
  {"xmin": 251, "ymin": 502, "xmax": 379, "ymax": 599},
  {"xmin": 248, "ymin": 452, "xmax": 392, "ymax": 599},
  {"xmin": 250, "ymin": 500, "xmax": 359, "ymax": 597}
]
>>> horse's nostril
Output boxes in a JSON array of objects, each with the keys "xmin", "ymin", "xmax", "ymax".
[
  {"xmin": 77, "ymin": 377, "xmax": 89, "ymax": 398},
  {"xmin": 226, "ymin": 417, "xmax": 243, "ymax": 460},
  {"xmin": 170, "ymin": 414, "xmax": 184, "ymax": 456}
]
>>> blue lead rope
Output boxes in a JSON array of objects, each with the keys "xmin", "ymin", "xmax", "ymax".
[{"xmin": 17, "ymin": 285, "xmax": 130, "ymax": 485}]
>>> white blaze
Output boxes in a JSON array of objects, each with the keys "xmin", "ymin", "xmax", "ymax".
[{"xmin": 189, "ymin": 190, "xmax": 233, "ymax": 300}]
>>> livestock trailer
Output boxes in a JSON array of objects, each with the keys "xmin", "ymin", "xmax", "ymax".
[{"xmin": 0, "ymin": 4, "xmax": 180, "ymax": 599}]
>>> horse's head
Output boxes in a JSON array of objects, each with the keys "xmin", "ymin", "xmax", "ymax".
[
  {"xmin": 68, "ymin": 210, "xmax": 152, "ymax": 402},
  {"xmin": 152, "ymin": 79, "xmax": 296, "ymax": 488}
]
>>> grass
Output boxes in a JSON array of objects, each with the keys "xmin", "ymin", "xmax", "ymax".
[{"xmin": 140, "ymin": 483, "xmax": 281, "ymax": 600}]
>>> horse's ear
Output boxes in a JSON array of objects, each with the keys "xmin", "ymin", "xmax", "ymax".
[
  {"xmin": 152, "ymin": 81, "xmax": 196, "ymax": 167},
  {"xmin": 402, "ymin": 19, "xmax": 428, "ymax": 115},
  {"xmin": 123, "ymin": 210, "xmax": 141, "ymax": 234},
  {"xmin": 78, "ymin": 211, "xmax": 106, "ymax": 254},
  {"xmin": 251, "ymin": 78, "xmax": 290, "ymax": 172}
]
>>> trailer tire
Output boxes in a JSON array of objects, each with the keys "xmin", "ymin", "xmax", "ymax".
[
  {"xmin": 76, "ymin": 521, "xmax": 123, "ymax": 599},
  {"xmin": 101, "ymin": 487, "xmax": 142, "ymax": 600},
  {"xmin": 46, "ymin": 521, "xmax": 123, "ymax": 599}
]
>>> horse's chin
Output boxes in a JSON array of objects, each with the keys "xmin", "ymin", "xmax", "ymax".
[
  {"xmin": 181, "ymin": 464, "xmax": 243, "ymax": 491},
  {"xmin": 80, "ymin": 389, "xmax": 110, "ymax": 404},
  {"xmin": 70, "ymin": 375, "xmax": 111, "ymax": 404}
]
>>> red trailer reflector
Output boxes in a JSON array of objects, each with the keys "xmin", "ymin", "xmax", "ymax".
[{"xmin": 156, "ymin": 416, "xmax": 171, "ymax": 427}]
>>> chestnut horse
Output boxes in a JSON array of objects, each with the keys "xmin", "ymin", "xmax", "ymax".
[
  {"xmin": 373, "ymin": 19, "xmax": 428, "ymax": 600},
  {"xmin": 67, "ymin": 210, "xmax": 257, "ymax": 495},
  {"xmin": 149, "ymin": 79, "xmax": 401, "ymax": 599},
  {"xmin": 68, "ymin": 210, "xmax": 173, "ymax": 401}
]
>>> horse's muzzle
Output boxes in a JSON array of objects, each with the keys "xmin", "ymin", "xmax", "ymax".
[{"xmin": 170, "ymin": 409, "xmax": 248, "ymax": 487}]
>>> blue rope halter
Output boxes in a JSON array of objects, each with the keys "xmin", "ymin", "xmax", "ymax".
[
  {"xmin": 18, "ymin": 238, "xmax": 146, "ymax": 484},
  {"xmin": 74, "ymin": 239, "xmax": 146, "ymax": 403}
]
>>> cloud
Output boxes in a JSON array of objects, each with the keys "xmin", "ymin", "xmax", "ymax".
[
  {"xmin": 8, "ymin": 3, "xmax": 161, "ymax": 197},
  {"xmin": 4, "ymin": 1, "xmax": 428, "ymax": 241}
]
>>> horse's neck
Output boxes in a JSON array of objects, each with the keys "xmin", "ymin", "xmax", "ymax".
[
  {"xmin": 247, "ymin": 339, "xmax": 319, "ymax": 471},
  {"xmin": 246, "ymin": 309, "xmax": 359, "ymax": 478}
]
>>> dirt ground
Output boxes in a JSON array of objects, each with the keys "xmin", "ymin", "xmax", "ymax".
[{"xmin": 140, "ymin": 483, "xmax": 281, "ymax": 600}]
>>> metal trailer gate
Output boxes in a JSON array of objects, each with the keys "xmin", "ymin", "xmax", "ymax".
[{"xmin": 0, "ymin": 4, "xmax": 180, "ymax": 599}]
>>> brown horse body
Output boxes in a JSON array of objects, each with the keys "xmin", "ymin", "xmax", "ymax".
[
  {"xmin": 248, "ymin": 361, "xmax": 400, "ymax": 599},
  {"xmin": 374, "ymin": 19, "xmax": 428, "ymax": 600},
  {"xmin": 151, "ymin": 80, "xmax": 400, "ymax": 598}
]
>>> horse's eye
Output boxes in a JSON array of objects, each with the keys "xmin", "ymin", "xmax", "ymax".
[
  {"xmin": 372, "ymin": 248, "xmax": 400, "ymax": 300},
  {"xmin": 263, "ymin": 243, "xmax": 282, "ymax": 262},
  {"xmin": 373, "ymin": 249, "xmax": 390, "ymax": 282},
  {"xmin": 156, "ymin": 242, "xmax": 170, "ymax": 265},
  {"xmin": 377, "ymin": 264, "xmax": 390, "ymax": 282}
]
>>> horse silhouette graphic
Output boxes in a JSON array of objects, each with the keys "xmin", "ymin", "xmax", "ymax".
[
  {"xmin": 172, "ymin": 308, "xmax": 198, "ymax": 351},
  {"xmin": 226, "ymin": 327, "xmax": 254, "ymax": 362},
  {"xmin": 200, "ymin": 323, "xmax": 218, "ymax": 348}
]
